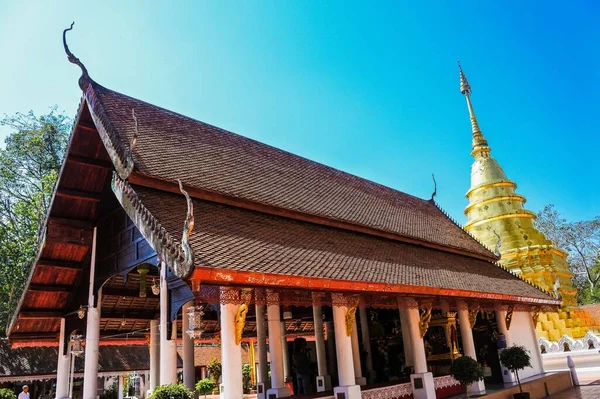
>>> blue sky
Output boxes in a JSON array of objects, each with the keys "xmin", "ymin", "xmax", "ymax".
[{"xmin": 0, "ymin": 1, "xmax": 598, "ymax": 223}]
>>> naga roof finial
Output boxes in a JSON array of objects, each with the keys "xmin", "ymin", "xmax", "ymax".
[
  {"xmin": 493, "ymin": 230, "xmax": 502, "ymax": 257},
  {"xmin": 175, "ymin": 179, "xmax": 195, "ymax": 278},
  {"xmin": 431, "ymin": 173, "xmax": 437, "ymax": 201},
  {"xmin": 63, "ymin": 22, "xmax": 92, "ymax": 91}
]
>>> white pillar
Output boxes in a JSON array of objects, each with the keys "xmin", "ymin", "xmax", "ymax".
[
  {"xmin": 399, "ymin": 308, "xmax": 414, "ymax": 367},
  {"xmin": 406, "ymin": 305, "xmax": 435, "ymax": 399},
  {"xmin": 312, "ymin": 305, "xmax": 331, "ymax": 392},
  {"xmin": 83, "ymin": 227, "xmax": 100, "ymax": 399},
  {"xmin": 55, "ymin": 318, "xmax": 70, "ymax": 399},
  {"xmin": 350, "ymin": 318, "xmax": 366, "ymax": 386},
  {"xmin": 495, "ymin": 306, "xmax": 516, "ymax": 384},
  {"xmin": 457, "ymin": 302, "xmax": 486, "ymax": 395},
  {"xmin": 256, "ymin": 303, "xmax": 269, "ymax": 399},
  {"xmin": 182, "ymin": 301, "xmax": 195, "ymax": 391},
  {"xmin": 359, "ymin": 306, "xmax": 375, "ymax": 382},
  {"xmin": 266, "ymin": 295, "xmax": 290, "ymax": 398},
  {"xmin": 220, "ymin": 290, "xmax": 243, "ymax": 399},
  {"xmin": 117, "ymin": 375, "xmax": 124, "ymax": 399},
  {"xmin": 281, "ymin": 321, "xmax": 291, "ymax": 382},
  {"xmin": 159, "ymin": 264, "xmax": 178, "ymax": 385},
  {"xmin": 149, "ymin": 319, "xmax": 160, "ymax": 391},
  {"xmin": 256, "ymin": 304, "xmax": 268, "ymax": 383},
  {"xmin": 332, "ymin": 303, "xmax": 361, "ymax": 399}
]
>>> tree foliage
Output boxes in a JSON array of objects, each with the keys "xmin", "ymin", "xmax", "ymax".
[
  {"xmin": 195, "ymin": 379, "xmax": 215, "ymax": 398},
  {"xmin": 148, "ymin": 384, "xmax": 192, "ymax": 399},
  {"xmin": 536, "ymin": 205, "xmax": 600, "ymax": 303},
  {"xmin": 206, "ymin": 358, "xmax": 222, "ymax": 384},
  {"xmin": 449, "ymin": 356, "xmax": 484, "ymax": 398},
  {"xmin": 0, "ymin": 388, "xmax": 16, "ymax": 399},
  {"xmin": 499, "ymin": 345, "xmax": 531, "ymax": 393},
  {"xmin": 0, "ymin": 107, "xmax": 70, "ymax": 335}
]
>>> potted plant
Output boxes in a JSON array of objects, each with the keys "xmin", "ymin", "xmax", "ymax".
[
  {"xmin": 206, "ymin": 358, "xmax": 222, "ymax": 385},
  {"xmin": 0, "ymin": 388, "xmax": 16, "ymax": 399},
  {"xmin": 449, "ymin": 356, "xmax": 485, "ymax": 398},
  {"xmin": 195, "ymin": 379, "xmax": 215, "ymax": 399},
  {"xmin": 499, "ymin": 345, "xmax": 532, "ymax": 399}
]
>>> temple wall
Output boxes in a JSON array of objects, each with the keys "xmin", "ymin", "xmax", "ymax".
[{"xmin": 511, "ymin": 312, "xmax": 544, "ymax": 379}]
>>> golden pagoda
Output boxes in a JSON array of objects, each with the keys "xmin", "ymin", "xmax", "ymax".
[{"xmin": 458, "ymin": 63, "xmax": 600, "ymax": 341}]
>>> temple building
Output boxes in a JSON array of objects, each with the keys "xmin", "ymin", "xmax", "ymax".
[
  {"xmin": 458, "ymin": 64, "xmax": 600, "ymax": 343},
  {"xmin": 6, "ymin": 26, "xmax": 568, "ymax": 399}
]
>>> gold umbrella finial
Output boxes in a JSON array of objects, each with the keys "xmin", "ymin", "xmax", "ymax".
[{"xmin": 457, "ymin": 61, "xmax": 489, "ymax": 154}]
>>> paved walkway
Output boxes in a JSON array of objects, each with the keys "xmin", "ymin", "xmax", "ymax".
[{"xmin": 543, "ymin": 384, "xmax": 600, "ymax": 398}]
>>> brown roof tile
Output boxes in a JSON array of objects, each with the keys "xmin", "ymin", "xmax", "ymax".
[
  {"xmin": 132, "ymin": 185, "xmax": 552, "ymax": 301},
  {"xmin": 88, "ymin": 83, "xmax": 494, "ymax": 259}
]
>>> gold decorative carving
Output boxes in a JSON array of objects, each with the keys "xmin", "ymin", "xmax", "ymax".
[
  {"xmin": 469, "ymin": 308, "xmax": 479, "ymax": 329},
  {"xmin": 505, "ymin": 305, "xmax": 514, "ymax": 330},
  {"xmin": 234, "ymin": 291, "xmax": 252, "ymax": 345},
  {"xmin": 419, "ymin": 303, "xmax": 433, "ymax": 338},
  {"xmin": 532, "ymin": 308, "xmax": 540, "ymax": 326},
  {"xmin": 345, "ymin": 296, "xmax": 360, "ymax": 336}
]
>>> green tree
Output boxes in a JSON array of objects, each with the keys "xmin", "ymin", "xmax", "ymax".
[
  {"xmin": 0, "ymin": 107, "xmax": 70, "ymax": 334},
  {"xmin": 536, "ymin": 205, "xmax": 600, "ymax": 304},
  {"xmin": 449, "ymin": 356, "xmax": 484, "ymax": 399},
  {"xmin": 499, "ymin": 345, "xmax": 532, "ymax": 396},
  {"xmin": 195, "ymin": 379, "xmax": 215, "ymax": 399},
  {"xmin": 206, "ymin": 358, "xmax": 222, "ymax": 385}
]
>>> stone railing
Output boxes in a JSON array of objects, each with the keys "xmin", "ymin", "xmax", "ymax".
[
  {"xmin": 540, "ymin": 331, "xmax": 600, "ymax": 353},
  {"xmin": 361, "ymin": 382, "xmax": 413, "ymax": 399}
]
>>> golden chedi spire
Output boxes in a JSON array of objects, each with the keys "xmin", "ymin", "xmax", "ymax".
[{"xmin": 458, "ymin": 63, "xmax": 600, "ymax": 341}]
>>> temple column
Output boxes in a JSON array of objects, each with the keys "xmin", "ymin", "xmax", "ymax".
[
  {"xmin": 182, "ymin": 301, "xmax": 195, "ymax": 391},
  {"xmin": 83, "ymin": 227, "xmax": 100, "ymax": 399},
  {"xmin": 332, "ymin": 297, "xmax": 361, "ymax": 399},
  {"xmin": 118, "ymin": 375, "xmax": 124, "ymax": 399},
  {"xmin": 495, "ymin": 305, "xmax": 516, "ymax": 383},
  {"xmin": 149, "ymin": 319, "xmax": 160, "ymax": 391},
  {"xmin": 160, "ymin": 263, "xmax": 178, "ymax": 385},
  {"xmin": 359, "ymin": 306, "xmax": 375, "ymax": 383},
  {"xmin": 281, "ymin": 321, "xmax": 292, "ymax": 383},
  {"xmin": 405, "ymin": 300, "xmax": 435, "ymax": 399},
  {"xmin": 457, "ymin": 302, "xmax": 486, "ymax": 395},
  {"xmin": 266, "ymin": 293, "xmax": 290, "ymax": 398},
  {"xmin": 312, "ymin": 304, "xmax": 331, "ymax": 392},
  {"xmin": 55, "ymin": 318, "xmax": 70, "ymax": 399},
  {"xmin": 219, "ymin": 289, "xmax": 243, "ymax": 399},
  {"xmin": 255, "ymin": 300, "xmax": 269, "ymax": 399},
  {"xmin": 399, "ymin": 308, "xmax": 414, "ymax": 367},
  {"xmin": 325, "ymin": 321, "xmax": 338, "ymax": 382},
  {"xmin": 350, "ymin": 318, "xmax": 366, "ymax": 386}
]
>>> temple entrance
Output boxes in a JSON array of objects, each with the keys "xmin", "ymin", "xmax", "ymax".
[{"xmin": 469, "ymin": 311, "xmax": 504, "ymax": 384}]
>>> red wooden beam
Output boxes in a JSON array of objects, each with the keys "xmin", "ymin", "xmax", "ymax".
[
  {"xmin": 56, "ymin": 188, "xmax": 102, "ymax": 202},
  {"xmin": 19, "ymin": 311, "xmax": 64, "ymax": 319},
  {"xmin": 37, "ymin": 259, "xmax": 84, "ymax": 270},
  {"xmin": 28, "ymin": 284, "xmax": 71, "ymax": 293},
  {"xmin": 67, "ymin": 155, "xmax": 113, "ymax": 169}
]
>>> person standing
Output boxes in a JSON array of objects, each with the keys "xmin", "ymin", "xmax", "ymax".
[{"xmin": 18, "ymin": 385, "xmax": 30, "ymax": 399}]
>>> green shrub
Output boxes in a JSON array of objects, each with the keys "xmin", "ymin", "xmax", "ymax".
[
  {"xmin": 148, "ymin": 384, "xmax": 193, "ymax": 399},
  {"xmin": 195, "ymin": 379, "xmax": 215, "ymax": 398},
  {"xmin": 207, "ymin": 358, "xmax": 222, "ymax": 384},
  {"xmin": 450, "ymin": 356, "xmax": 484, "ymax": 398},
  {"xmin": 499, "ymin": 345, "xmax": 532, "ymax": 393},
  {"xmin": 242, "ymin": 363, "xmax": 252, "ymax": 393},
  {"xmin": 0, "ymin": 389, "xmax": 16, "ymax": 399}
]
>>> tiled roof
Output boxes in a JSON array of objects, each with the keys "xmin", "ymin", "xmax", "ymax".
[
  {"xmin": 88, "ymin": 82, "xmax": 494, "ymax": 259},
  {"xmin": 0, "ymin": 342, "xmax": 152, "ymax": 378},
  {"xmin": 132, "ymin": 185, "xmax": 553, "ymax": 301}
]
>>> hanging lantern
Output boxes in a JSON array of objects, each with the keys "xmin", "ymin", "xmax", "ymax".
[
  {"xmin": 186, "ymin": 305, "xmax": 205, "ymax": 339},
  {"xmin": 121, "ymin": 316, "xmax": 127, "ymax": 327},
  {"xmin": 137, "ymin": 264, "xmax": 150, "ymax": 298},
  {"xmin": 70, "ymin": 333, "xmax": 84, "ymax": 356},
  {"xmin": 151, "ymin": 278, "xmax": 160, "ymax": 296},
  {"xmin": 77, "ymin": 305, "xmax": 86, "ymax": 320}
]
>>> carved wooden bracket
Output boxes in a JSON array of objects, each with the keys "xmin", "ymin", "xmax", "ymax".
[
  {"xmin": 234, "ymin": 290, "xmax": 252, "ymax": 345},
  {"xmin": 532, "ymin": 307, "xmax": 540, "ymax": 327},
  {"xmin": 345, "ymin": 296, "xmax": 360, "ymax": 336},
  {"xmin": 505, "ymin": 304, "xmax": 514, "ymax": 330},
  {"xmin": 419, "ymin": 303, "xmax": 433, "ymax": 338}
]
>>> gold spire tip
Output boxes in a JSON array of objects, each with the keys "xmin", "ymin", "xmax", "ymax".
[{"xmin": 458, "ymin": 60, "xmax": 471, "ymax": 95}]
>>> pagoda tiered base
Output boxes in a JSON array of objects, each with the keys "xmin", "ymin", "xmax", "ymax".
[{"xmin": 535, "ymin": 307, "xmax": 600, "ymax": 341}]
